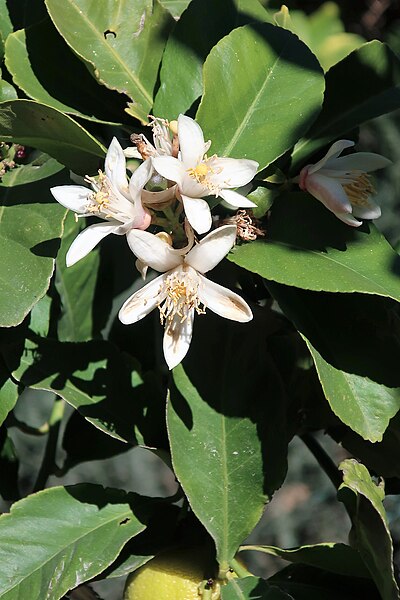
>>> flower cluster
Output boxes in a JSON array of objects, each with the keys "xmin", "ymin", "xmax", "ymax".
[
  {"xmin": 51, "ymin": 115, "xmax": 257, "ymax": 368},
  {"xmin": 51, "ymin": 114, "xmax": 390, "ymax": 368}
]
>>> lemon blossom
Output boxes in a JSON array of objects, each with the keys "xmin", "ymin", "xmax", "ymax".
[
  {"xmin": 297, "ymin": 139, "xmax": 391, "ymax": 227},
  {"xmin": 119, "ymin": 225, "xmax": 252, "ymax": 369},
  {"xmin": 51, "ymin": 138, "xmax": 152, "ymax": 266},
  {"xmin": 152, "ymin": 115, "xmax": 259, "ymax": 235}
]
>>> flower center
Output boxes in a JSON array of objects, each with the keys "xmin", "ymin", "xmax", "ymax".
[
  {"xmin": 187, "ymin": 157, "xmax": 222, "ymax": 194},
  {"xmin": 158, "ymin": 269, "xmax": 206, "ymax": 329},
  {"xmin": 85, "ymin": 171, "xmax": 113, "ymax": 216},
  {"xmin": 343, "ymin": 172, "xmax": 375, "ymax": 206}
]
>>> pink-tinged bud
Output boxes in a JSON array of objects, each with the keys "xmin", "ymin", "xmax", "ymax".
[
  {"xmin": 16, "ymin": 145, "xmax": 26, "ymax": 159},
  {"xmin": 298, "ymin": 166, "xmax": 310, "ymax": 191},
  {"xmin": 138, "ymin": 210, "xmax": 152, "ymax": 231}
]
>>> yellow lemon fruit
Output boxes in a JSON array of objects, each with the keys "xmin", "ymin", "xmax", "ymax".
[{"xmin": 123, "ymin": 546, "xmax": 224, "ymax": 600}]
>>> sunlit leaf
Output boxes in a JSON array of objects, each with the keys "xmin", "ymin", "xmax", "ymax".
[
  {"xmin": 154, "ymin": 0, "xmax": 271, "ymax": 119},
  {"xmin": 45, "ymin": 0, "xmax": 173, "ymax": 124},
  {"xmin": 0, "ymin": 484, "xmax": 151, "ymax": 599},
  {"xmin": 197, "ymin": 23, "xmax": 324, "ymax": 170}
]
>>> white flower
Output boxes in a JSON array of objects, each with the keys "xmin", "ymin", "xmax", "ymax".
[
  {"xmin": 119, "ymin": 225, "xmax": 252, "ymax": 369},
  {"xmin": 297, "ymin": 140, "xmax": 391, "ymax": 227},
  {"xmin": 125, "ymin": 116, "xmax": 177, "ymax": 160},
  {"xmin": 51, "ymin": 138, "xmax": 152, "ymax": 266},
  {"xmin": 152, "ymin": 115, "xmax": 259, "ymax": 235}
]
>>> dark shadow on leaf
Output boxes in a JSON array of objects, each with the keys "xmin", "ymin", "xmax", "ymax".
[{"xmin": 30, "ymin": 237, "xmax": 61, "ymax": 257}]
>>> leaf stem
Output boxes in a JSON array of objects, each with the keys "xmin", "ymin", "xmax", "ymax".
[
  {"xmin": 300, "ymin": 433, "xmax": 342, "ymax": 489},
  {"xmin": 230, "ymin": 557, "xmax": 252, "ymax": 578},
  {"xmin": 32, "ymin": 397, "xmax": 65, "ymax": 492}
]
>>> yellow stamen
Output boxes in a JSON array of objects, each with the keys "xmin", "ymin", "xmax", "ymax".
[
  {"xmin": 343, "ymin": 172, "xmax": 375, "ymax": 206},
  {"xmin": 187, "ymin": 157, "xmax": 222, "ymax": 195},
  {"xmin": 158, "ymin": 270, "xmax": 206, "ymax": 329},
  {"xmin": 85, "ymin": 170, "xmax": 111, "ymax": 214},
  {"xmin": 187, "ymin": 162, "xmax": 210, "ymax": 183}
]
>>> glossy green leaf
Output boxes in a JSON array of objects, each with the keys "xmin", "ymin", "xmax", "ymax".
[
  {"xmin": 230, "ymin": 193, "xmax": 400, "ymax": 302},
  {"xmin": 8, "ymin": 334, "xmax": 144, "ymax": 443},
  {"xmin": 45, "ymin": 0, "xmax": 173, "ymax": 124},
  {"xmin": 154, "ymin": 0, "xmax": 270, "ymax": 119},
  {"xmin": 55, "ymin": 213, "xmax": 101, "ymax": 342},
  {"xmin": 0, "ymin": 153, "xmax": 64, "ymax": 187},
  {"xmin": 265, "ymin": 283, "xmax": 400, "ymax": 442},
  {"xmin": 0, "ymin": 78, "xmax": 17, "ymax": 102},
  {"xmin": 0, "ymin": 362, "xmax": 18, "ymax": 427},
  {"xmin": 0, "ymin": 484, "xmax": 150, "ymax": 599},
  {"xmin": 5, "ymin": 20, "xmax": 126, "ymax": 124},
  {"xmin": 292, "ymin": 41, "xmax": 400, "ymax": 171},
  {"xmin": 240, "ymin": 543, "xmax": 369, "ymax": 579},
  {"xmin": 0, "ymin": 100, "xmax": 106, "ymax": 174},
  {"xmin": 196, "ymin": 23, "xmax": 324, "ymax": 169},
  {"xmin": 338, "ymin": 459, "xmax": 400, "ymax": 600},
  {"xmin": 0, "ymin": 171, "xmax": 67, "ymax": 327},
  {"xmin": 167, "ymin": 316, "xmax": 287, "ymax": 567},
  {"xmin": 158, "ymin": 0, "xmax": 191, "ymax": 18},
  {"xmin": 222, "ymin": 578, "xmax": 292, "ymax": 600},
  {"xmin": 307, "ymin": 342, "xmax": 400, "ymax": 442}
]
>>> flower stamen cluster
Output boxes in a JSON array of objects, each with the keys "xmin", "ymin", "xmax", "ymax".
[{"xmin": 158, "ymin": 267, "xmax": 206, "ymax": 328}]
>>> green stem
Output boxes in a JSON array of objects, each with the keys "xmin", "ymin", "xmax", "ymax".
[
  {"xmin": 33, "ymin": 398, "xmax": 65, "ymax": 492},
  {"xmin": 230, "ymin": 557, "xmax": 252, "ymax": 578},
  {"xmin": 300, "ymin": 433, "xmax": 342, "ymax": 489}
]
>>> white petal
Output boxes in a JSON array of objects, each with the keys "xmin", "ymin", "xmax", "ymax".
[
  {"xmin": 334, "ymin": 212, "xmax": 363, "ymax": 227},
  {"xmin": 119, "ymin": 274, "xmax": 166, "ymax": 324},
  {"xmin": 324, "ymin": 152, "xmax": 392, "ymax": 173},
  {"xmin": 181, "ymin": 195, "xmax": 212, "ymax": 235},
  {"xmin": 129, "ymin": 158, "xmax": 153, "ymax": 193},
  {"xmin": 186, "ymin": 225, "xmax": 236, "ymax": 273},
  {"xmin": 308, "ymin": 140, "xmax": 355, "ymax": 174},
  {"xmin": 219, "ymin": 189, "xmax": 257, "ymax": 208},
  {"xmin": 210, "ymin": 157, "xmax": 259, "ymax": 188},
  {"xmin": 306, "ymin": 173, "xmax": 352, "ymax": 214},
  {"xmin": 124, "ymin": 146, "xmax": 142, "ymax": 159},
  {"xmin": 105, "ymin": 137, "xmax": 129, "ymax": 195},
  {"xmin": 163, "ymin": 309, "xmax": 194, "ymax": 370},
  {"xmin": 135, "ymin": 258, "xmax": 148, "ymax": 280},
  {"xmin": 153, "ymin": 156, "xmax": 185, "ymax": 186},
  {"xmin": 178, "ymin": 114, "xmax": 206, "ymax": 168},
  {"xmin": 126, "ymin": 229, "xmax": 183, "ymax": 272},
  {"xmin": 50, "ymin": 185, "xmax": 90, "ymax": 214},
  {"xmin": 198, "ymin": 275, "xmax": 252, "ymax": 322},
  {"xmin": 351, "ymin": 201, "xmax": 381, "ymax": 220},
  {"xmin": 66, "ymin": 221, "xmax": 119, "ymax": 266}
]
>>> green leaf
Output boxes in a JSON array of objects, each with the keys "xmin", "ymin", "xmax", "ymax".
[
  {"xmin": 307, "ymin": 342, "xmax": 400, "ymax": 442},
  {"xmin": 0, "ymin": 171, "xmax": 67, "ymax": 327},
  {"xmin": 0, "ymin": 152, "xmax": 64, "ymax": 187},
  {"xmin": 329, "ymin": 412, "xmax": 400, "ymax": 479},
  {"xmin": 167, "ymin": 316, "xmax": 288, "ymax": 567},
  {"xmin": 153, "ymin": 0, "xmax": 271, "ymax": 119},
  {"xmin": 7, "ymin": 333, "xmax": 151, "ymax": 444},
  {"xmin": 158, "ymin": 0, "xmax": 191, "ymax": 18},
  {"xmin": 0, "ymin": 484, "xmax": 151, "ymax": 599},
  {"xmin": 278, "ymin": 3, "xmax": 364, "ymax": 72},
  {"xmin": 55, "ymin": 213, "xmax": 101, "ymax": 342},
  {"xmin": 196, "ymin": 23, "xmax": 324, "ymax": 170},
  {"xmin": 338, "ymin": 459, "xmax": 400, "ymax": 600},
  {"xmin": 265, "ymin": 283, "xmax": 400, "ymax": 442},
  {"xmin": 229, "ymin": 193, "xmax": 400, "ymax": 302},
  {"xmin": 0, "ymin": 0, "xmax": 12, "ymax": 42},
  {"xmin": 5, "ymin": 20, "xmax": 126, "ymax": 124},
  {"xmin": 0, "ymin": 78, "xmax": 17, "ymax": 102},
  {"xmin": 240, "ymin": 542, "xmax": 369, "ymax": 579},
  {"xmin": 292, "ymin": 41, "xmax": 400, "ymax": 171},
  {"xmin": 45, "ymin": 0, "xmax": 173, "ymax": 124},
  {"xmin": 0, "ymin": 361, "xmax": 18, "ymax": 427},
  {"xmin": 0, "ymin": 100, "xmax": 106, "ymax": 174},
  {"xmin": 222, "ymin": 578, "xmax": 292, "ymax": 600}
]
